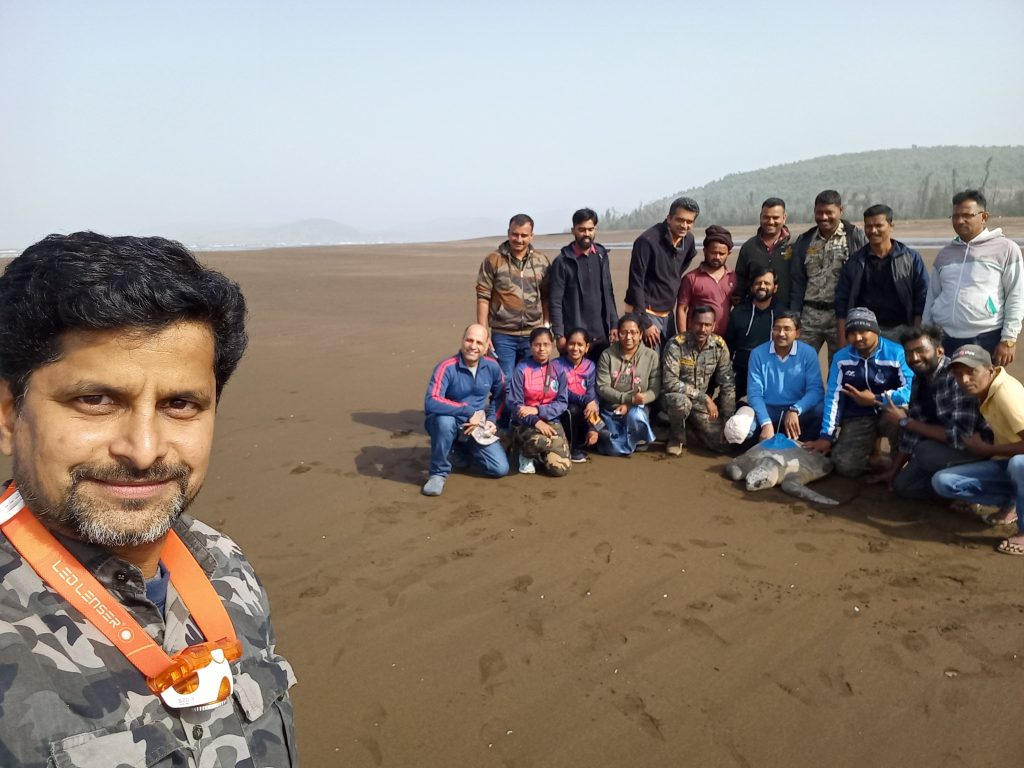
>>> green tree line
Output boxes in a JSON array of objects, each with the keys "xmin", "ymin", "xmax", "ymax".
[{"xmin": 603, "ymin": 145, "xmax": 1024, "ymax": 230}]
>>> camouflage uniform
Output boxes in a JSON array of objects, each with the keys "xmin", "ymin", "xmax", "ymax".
[
  {"xmin": 799, "ymin": 224, "xmax": 851, "ymax": 361},
  {"xmin": 0, "ymin": 510, "xmax": 298, "ymax": 768},
  {"xmin": 661, "ymin": 332, "xmax": 736, "ymax": 452},
  {"xmin": 514, "ymin": 421, "xmax": 572, "ymax": 476}
]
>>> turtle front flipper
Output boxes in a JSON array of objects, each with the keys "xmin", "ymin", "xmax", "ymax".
[{"xmin": 780, "ymin": 478, "xmax": 839, "ymax": 506}]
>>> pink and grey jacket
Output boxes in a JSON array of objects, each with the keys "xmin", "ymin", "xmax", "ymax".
[
  {"xmin": 424, "ymin": 353, "xmax": 505, "ymax": 424},
  {"xmin": 552, "ymin": 356, "xmax": 597, "ymax": 407},
  {"xmin": 507, "ymin": 358, "xmax": 568, "ymax": 426}
]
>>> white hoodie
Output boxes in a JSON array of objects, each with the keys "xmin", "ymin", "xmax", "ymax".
[{"xmin": 922, "ymin": 227, "xmax": 1024, "ymax": 341}]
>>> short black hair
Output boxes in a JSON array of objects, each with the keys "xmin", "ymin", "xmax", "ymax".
[
  {"xmin": 690, "ymin": 304, "xmax": 717, "ymax": 320},
  {"xmin": 529, "ymin": 326, "xmax": 554, "ymax": 343},
  {"xmin": 669, "ymin": 197, "xmax": 700, "ymax": 217},
  {"xmin": 774, "ymin": 310, "xmax": 802, "ymax": 330},
  {"xmin": 617, "ymin": 312, "xmax": 643, "ymax": 332},
  {"xmin": 509, "ymin": 213, "xmax": 535, "ymax": 229},
  {"xmin": 0, "ymin": 232, "xmax": 248, "ymax": 406},
  {"xmin": 761, "ymin": 197, "xmax": 786, "ymax": 211},
  {"xmin": 952, "ymin": 189, "xmax": 987, "ymax": 210},
  {"xmin": 749, "ymin": 264, "xmax": 777, "ymax": 283},
  {"xmin": 814, "ymin": 190, "xmax": 842, "ymax": 208},
  {"xmin": 572, "ymin": 208, "xmax": 598, "ymax": 227},
  {"xmin": 899, "ymin": 324, "xmax": 943, "ymax": 349},
  {"xmin": 863, "ymin": 204, "xmax": 894, "ymax": 223}
]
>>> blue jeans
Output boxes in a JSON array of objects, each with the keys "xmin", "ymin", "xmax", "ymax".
[
  {"xmin": 932, "ymin": 456, "xmax": 1024, "ymax": 534},
  {"xmin": 942, "ymin": 328, "xmax": 1001, "ymax": 357},
  {"xmin": 425, "ymin": 414, "xmax": 509, "ymax": 479},
  {"xmin": 491, "ymin": 333, "xmax": 532, "ymax": 388}
]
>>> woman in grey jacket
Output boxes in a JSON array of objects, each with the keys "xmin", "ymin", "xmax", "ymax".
[{"xmin": 595, "ymin": 313, "xmax": 661, "ymax": 455}]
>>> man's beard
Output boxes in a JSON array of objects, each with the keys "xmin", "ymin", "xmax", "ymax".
[
  {"xmin": 752, "ymin": 289, "xmax": 770, "ymax": 301},
  {"xmin": 14, "ymin": 459, "xmax": 193, "ymax": 548},
  {"xmin": 576, "ymin": 236, "xmax": 593, "ymax": 250}
]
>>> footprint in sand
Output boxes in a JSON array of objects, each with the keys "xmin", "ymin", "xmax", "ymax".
[
  {"xmin": 612, "ymin": 692, "xmax": 665, "ymax": 741},
  {"xmin": 356, "ymin": 704, "xmax": 388, "ymax": 767},
  {"xmin": 689, "ymin": 538, "xmax": 728, "ymax": 549},
  {"xmin": 593, "ymin": 541, "xmax": 612, "ymax": 564},
  {"xmin": 479, "ymin": 650, "xmax": 508, "ymax": 693}
]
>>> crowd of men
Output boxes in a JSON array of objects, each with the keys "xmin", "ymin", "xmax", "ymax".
[{"xmin": 423, "ymin": 191, "xmax": 1024, "ymax": 558}]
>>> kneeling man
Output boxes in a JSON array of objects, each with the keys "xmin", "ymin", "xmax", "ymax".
[
  {"xmin": 804, "ymin": 307, "xmax": 913, "ymax": 477},
  {"xmin": 743, "ymin": 311, "xmax": 824, "ymax": 442},
  {"xmin": 662, "ymin": 305, "xmax": 736, "ymax": 455},
  {"xmin": 0, "ymin": 233, "xmax": 297, "ymax": 766},
  {"xmin": 423, "ymin": 324, "xmax": 509, "ymax": 496},
  {"xmin": 876, "ymin": 326, "xmax": 990, "ymax": 499},
  {"xmin": 931, "ymin": 345, "xmax": 1024, "ymax": 555}
]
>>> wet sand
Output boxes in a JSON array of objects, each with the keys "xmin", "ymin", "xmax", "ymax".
[{"xmin": 3, "ymin": 221, "xmax": 1023, "ymax": 766}]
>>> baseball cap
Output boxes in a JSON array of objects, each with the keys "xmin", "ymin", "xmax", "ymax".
[{"xmin": 948, "ymin": 344, "xmax": 992, "ymax": 369}]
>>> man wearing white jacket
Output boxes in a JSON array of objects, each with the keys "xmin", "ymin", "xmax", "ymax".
[{"xmin": 923, "ymin": 189, "xmax": 1023, "ymax": 366}]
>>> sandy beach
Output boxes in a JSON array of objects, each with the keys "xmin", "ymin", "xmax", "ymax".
[{"xmin": 3, "ymin": 220, "xmax": 1022, "ymax": 766}]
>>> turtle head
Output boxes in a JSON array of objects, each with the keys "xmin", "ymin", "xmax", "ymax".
[{"xmin": 745, "ymin": 456, "xmax": 784, "ymax": 491}]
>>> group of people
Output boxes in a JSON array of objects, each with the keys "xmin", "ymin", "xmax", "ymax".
[{"xmin": 423, "ymin": 192, "xmax": 1024, "ymax": 557}]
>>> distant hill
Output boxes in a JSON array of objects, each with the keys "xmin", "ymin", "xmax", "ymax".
[{"xmin": 603, "ymin": 146, "xmax": 1024, "ymax": 230}]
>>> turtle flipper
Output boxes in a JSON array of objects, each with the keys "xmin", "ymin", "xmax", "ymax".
[{"xmin": 780, "ymin": 478, "xmax": 839, "ymax": 506}]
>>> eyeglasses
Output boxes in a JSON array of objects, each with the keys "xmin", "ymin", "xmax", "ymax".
[{"xmin": 950, "ymin": 212, "xmax": 984, "ymax": 221}]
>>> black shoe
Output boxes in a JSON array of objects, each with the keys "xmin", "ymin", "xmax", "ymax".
[{"xmin": 570, "ymin": 450, "xmax": 588, "ymax": 463}]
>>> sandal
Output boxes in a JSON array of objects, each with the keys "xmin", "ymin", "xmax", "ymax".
[{"xmin": 996, "ymin": 539, "xmax": 1024, "ymax": 556}]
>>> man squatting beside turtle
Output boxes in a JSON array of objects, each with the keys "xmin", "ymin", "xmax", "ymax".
[
  {"xmin": 0, "ymin": 232, "xmax": 298, "ymax": 767},
  {"xmin": 804, "ymin": 307, "xmax": 913, "ymax": 478}
]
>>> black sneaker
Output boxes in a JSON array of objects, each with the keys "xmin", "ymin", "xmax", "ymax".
[{"xmin": 570, "ymin": 450, "xmax": 588, "ymax": 463}]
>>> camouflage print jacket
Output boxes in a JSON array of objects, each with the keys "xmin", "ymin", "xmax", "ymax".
[
  {"xmin": 662, "ymin": 332, "xmax": 737, "ymax": 418},
  {"xmin": 0, "ymin": 511, "xmax": 298, "ymax": 768}
]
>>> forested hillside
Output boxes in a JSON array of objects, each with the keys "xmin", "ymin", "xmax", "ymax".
[{"xmin": 603, "ymin": 146, "xmax": 1024, "ymax": 229}]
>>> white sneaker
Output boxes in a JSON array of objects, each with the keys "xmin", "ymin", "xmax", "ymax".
[{"xmin": 518, "ymin": 456, "xmax": 536, "ymax": 474}]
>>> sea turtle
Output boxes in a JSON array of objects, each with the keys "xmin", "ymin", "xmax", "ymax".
[{"xmin": 724, "ymin": 434, "xmax": 838, "ymax": 505}]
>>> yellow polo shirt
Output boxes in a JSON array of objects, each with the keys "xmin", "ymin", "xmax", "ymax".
[{"xmin": 980, "ymin": 367, "xmax": 1024, "ymax": 445}]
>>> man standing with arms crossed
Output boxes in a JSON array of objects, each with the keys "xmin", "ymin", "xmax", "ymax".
[
  {"xmin": 675, "ymin": 225, "xmax": 737, "ymax": 337},
  {"xmin": 790, "ymin": 190, "xmax": 867, "ymax": 361},
  {"xmin": 0, "ymin": 232, "xmax": 298, "ymax": 766},
  {"xmin": 625, "ymin": 197, "xmax": 700, "ymax": 349},
  {"xmin": 923, "ymin": 190, "xmax": 1023, "ymax": 365},
  {"xmin": 476, "ymin": 213, "xmax": 551, "ymax": 387}
]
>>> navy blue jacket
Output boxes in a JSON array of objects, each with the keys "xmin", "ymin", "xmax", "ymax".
[
  {"xmin": 549, "ymin": 243, "xmax": 618, "ymax": 343},
  {"xmin": 834, "ymin": 239, "xmax": 929, "ymax": 324}
]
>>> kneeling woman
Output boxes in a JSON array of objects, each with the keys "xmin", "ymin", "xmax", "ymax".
[
  {"xmin": 552, "ymin": 327, "xmax": 601, "ymax": 462},
  {"xmin": 507, "ymin": 327, "xmax": 572, "ymax": 476},
  {"xmin": 596, "ymin": 313, "xmax": 661, "ymax": 456}
]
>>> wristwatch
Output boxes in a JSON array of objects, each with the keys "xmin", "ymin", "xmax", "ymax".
[
  {"xmin": 1004, "ymin": 339, "xmax": 1017, "ymax": 348},
  {"xmin": 898, "ymin": 417, "xmax": 910, "ymax": 429}
]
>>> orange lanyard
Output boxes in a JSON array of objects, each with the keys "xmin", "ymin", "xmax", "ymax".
[{"xmin": 0, "ymin": 483, "xmax": 236, "ymax": 680}]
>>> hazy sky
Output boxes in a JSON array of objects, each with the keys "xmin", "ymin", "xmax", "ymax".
[{"xmin": 2, "ymin": 0, "xmax": 1023, "ymax": 248}]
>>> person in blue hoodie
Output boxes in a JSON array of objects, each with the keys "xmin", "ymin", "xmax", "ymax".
[
  {"xmin": 834, "ymin": 204, "xmax": 929, "ymax": 342},
  {"xmin": 422, "ymin": 324, "xmax": 509, "ymax": 496},
  {"xmin": 804, "ymin": 307, "xmax": 914, "ymax": 477}
]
